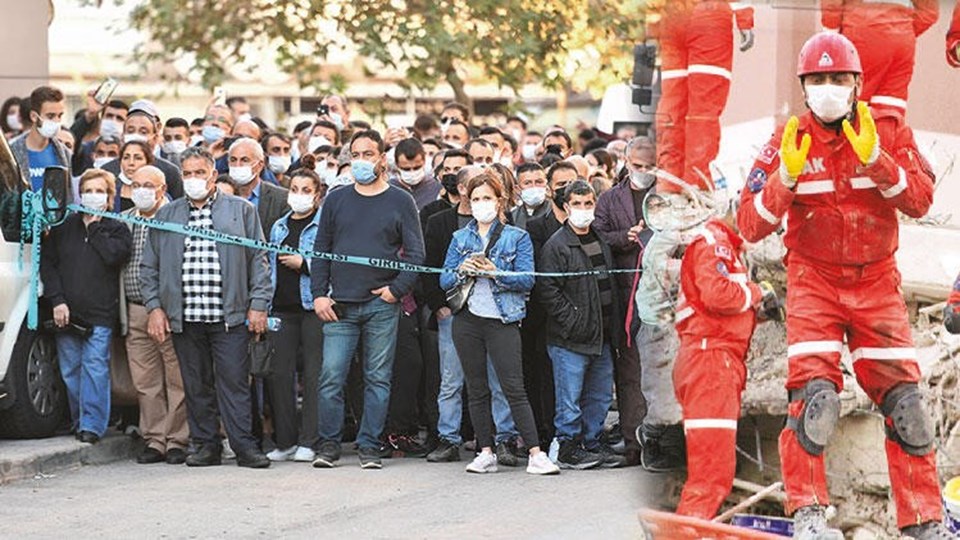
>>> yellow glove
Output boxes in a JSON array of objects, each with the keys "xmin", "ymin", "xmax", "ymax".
[
  {"xmin": 842, "ymin": 101, "xmax": 880, "ymax": 166},
  {"xmin": 779, "ymin": 115, "xmax": 811, "ymax": 188}
]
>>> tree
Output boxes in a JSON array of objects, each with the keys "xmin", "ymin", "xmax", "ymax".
[{"xmin": 90, "ymin": 0, "xmax": 646, "ymax": 106}]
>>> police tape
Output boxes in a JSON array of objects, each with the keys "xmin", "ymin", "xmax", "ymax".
[{"xmin": 68, "ymin": 204, "xmax": 643, "ymax": 280}]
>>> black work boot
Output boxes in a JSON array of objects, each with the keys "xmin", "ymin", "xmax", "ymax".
[{"xmin": 637, "ymin": 423, "xmax": 686, "ymax": 472}]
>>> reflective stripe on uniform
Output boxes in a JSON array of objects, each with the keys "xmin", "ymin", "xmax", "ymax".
[
  {"xmin": 870, "ymin": 95, "xmax": 908, "ymax": 110},
  {"xmin": 753, "ymin": 192, "xmax": 779, "ymax": 225},
  {"xmin": 700, "ymin": 228, "xmax": 717, "ymax": 245},
  {"xmin": 787, "ymin": 340, "xmax": 844, "ymax": 358},
  {"xmin": 675, "ymin": 305, "xmax": 694, "ymax": 322},
  {"xmin": 688, "ymin": 64, "xmax": 732, "ymax": 80},
  {"xmin": 684, "ymin": 418, "xmax": 738, "ymax": 431},
  {"xmin": 661, "ymin": 69, "xmax": 689, "ymax": 80},
  {"xmin": 880, "ymin": 167, "xmax": 908, "ymax": 199},
  {"xmin": 796, "ymin": 180, "xmax": 835, "ymax": 195},
  {"xmin": 850, "ymin": 346, "xmax": 916, "ymax": 362},
  {"xmin": 738, "ymin": 281, "xmax": 752, "ymax": 312},
  {"xmin": 850, "ymin": 176, "xmax": 877, "ymax": 190},
  {"xmin": 728, "ymin": 272, "xmax": 748, "ymax": 283}
]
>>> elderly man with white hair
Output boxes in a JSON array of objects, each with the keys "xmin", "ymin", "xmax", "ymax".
[
  {"xmin": 227, "ymin": 137, "xmax": 289, "ymax": 235},
  {"xmin": 120, "ymin": 165, "xmax": 190, "ymax": 465}
]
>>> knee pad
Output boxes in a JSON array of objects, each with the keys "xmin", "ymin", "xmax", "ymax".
[
  {"xmin": 881, "ymin": 383, "xmax": 934, "ymax": 456},
  {"xmin": 787, "ymin": 379, "xmax": 840, "ymax": 456}
]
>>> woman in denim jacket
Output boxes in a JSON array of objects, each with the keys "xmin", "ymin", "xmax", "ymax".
[
  {"xmin": 265, "ymin": 163, "xmax": 327, "ymax": 463},
  {"xmin": 441, "ymin": 170, "xmax": 559, "ymax": 476}
]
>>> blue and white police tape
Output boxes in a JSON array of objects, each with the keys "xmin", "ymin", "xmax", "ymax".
[
  {"xmin": 19, "ymin": 200, "xmax": 643, "ymax": 329},
  {"xmin": 20, "ymin": 191, "xmax": 70, "ymax": 330}
]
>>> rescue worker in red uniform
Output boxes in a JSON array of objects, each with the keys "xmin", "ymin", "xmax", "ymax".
[
  {"xmin": 821, "ymin": 0, "xmax": 939, "ymax": 113},
  {"xmin": 649, "ymin": 0, "xmax": 755, "ymax": 191},
  {"xmin": 947, "ymin": 0, "xmax": 960, "ymax": 67},
  {"xmin": 738, "ymin": 32, "xmax": 951, "ymax": 539},
  {"xmin": 672, "ymin": 209, "xmax": 777, "ymax": 519}
]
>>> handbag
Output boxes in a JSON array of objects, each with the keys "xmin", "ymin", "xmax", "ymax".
[
  {"xmin": 248, "ymin": 332, "xmax": 275, "ymax": 377},
  {"xmin": 445, "ymin": 223, "xmax": 503, "ymax": 314}
]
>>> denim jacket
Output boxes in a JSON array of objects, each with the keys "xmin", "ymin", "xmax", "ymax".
[
  {"xmin": 440, "ymin": 220, "xmax": 534, "ymax": 324},
  {"xmin": 269, "ymin": 209, "xmax": 322, "ymax": 311}
]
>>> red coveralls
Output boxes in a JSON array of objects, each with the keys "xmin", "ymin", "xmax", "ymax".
[
  {"xmin": 948, "ymin": 1, "xmax": 960, "ymax": 67},
  {"xmin": 653, "ymin": 0, "xmax": 754, "ymax": 190},
  {"xmin": 673, "ymin": 218, "xmax": 761, "ymax": 519},
  {"xmin": 737, "ymin": 107, "xmax": 938, "ymax": 528},
  {"xmin": 821, "ymin": 0, "xmax": 939, "ymax": 112}
]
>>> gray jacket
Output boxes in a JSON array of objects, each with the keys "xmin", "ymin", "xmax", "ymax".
[
  {"xmin": 9, "ymin": 132, "xmax": 72, "ymax": 195},
  {"xmin": 139, "ymin": 192, "xmax": 272, "ymax": 333}
]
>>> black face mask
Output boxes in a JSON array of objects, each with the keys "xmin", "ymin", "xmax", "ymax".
[
  {"xmin": 545, "ymin": 144, "xmax": 563, "ymax": 156},
  {"xmin": 441, "ymin": 173, "xmax": 459, "ymax": 195},
  {"xmin": 552, "ymin": 185, "xmax": 567, "ymax": 208}
]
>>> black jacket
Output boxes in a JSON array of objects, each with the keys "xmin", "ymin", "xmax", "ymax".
[
  {"xmin": 41, "ymin": 213, "xmax": 132, "ymax": 327},
  {"xmin": 538, "ymin": 224, "xmax": 623, "ymax": 356},
  {"xmin": 527, "ymin": 210, "xmax": 563, "ymax": 264},
  {"xmin": 422, "ymin": 206, "xmax": 469, "ymax": 315}
]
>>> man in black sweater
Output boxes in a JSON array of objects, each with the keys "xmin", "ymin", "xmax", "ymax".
[{"xmin": 311, "ymin": 130, "xmax": 425, "ymax": 470}]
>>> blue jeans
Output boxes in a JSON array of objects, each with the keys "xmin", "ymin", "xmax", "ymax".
[
  {"xmin": 436, "ymin": 316, "xmax": 517, "ymax": 445},
  {"xmin": 56, "ymin": 326, "xmax": 113, "ymax": 437},
  {"xmin": 318, "ymin": 298, "xmax": 400, "ymax": 449},
  {"xmin": 548, "ymin": 343, "xmax": 614, "ymax": 447}
]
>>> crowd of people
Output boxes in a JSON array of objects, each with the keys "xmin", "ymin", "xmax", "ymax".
[{"xmin": 5, "ymin": 1, "xmax": 960, "ymax": 535}]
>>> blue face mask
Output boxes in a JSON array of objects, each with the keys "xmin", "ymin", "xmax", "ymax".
[
  {"xmin": 329, "ymin": 112, "xmax": 344, "ymax": 132},
  {"xmin": 351, "ymin": 159, "xmax": 378, "ymax": 185},
  {"xmin": 201, "ymin": 125, "xmax": 225, "ymax": 145}
]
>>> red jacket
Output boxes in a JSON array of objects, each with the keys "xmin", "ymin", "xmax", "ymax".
[
  {"xmin": 948, "ymin": 1, "xmax": 960, "ymax": 66},
  {"xmin": 646, "ymin": 0, "xmax": 753, "ymax": 39},
  {"xmin": 737, "ymin": 107, "xmax": 934, "ymax": 266},
  {"xmin": 821, "ymin": 0, "xmax": 939, "ymax": 37},
  {"xmin": 675, "ymin": 218, "xmax": 760, "ymax": 354}
]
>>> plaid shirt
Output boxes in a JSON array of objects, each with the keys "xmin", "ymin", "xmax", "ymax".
[
  {"xmin": 123, "ymin": 220, "xmax": 150, "ymax": 304},
  {"xmin": 182, "ymin": 194, "xmax": 224, "ymax": 323}
]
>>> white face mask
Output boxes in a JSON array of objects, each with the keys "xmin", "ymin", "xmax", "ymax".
[
  {"xmin": 499, "ymin": 155, "xmax": 514, "ymax": 168},
  {"xmin": 99, "ymin": 119, "xmax": 122, "ymax": 139},
  {"xmin": 229, "ymin": 165, "xmax": 256, "ymax": 185},
  {"xmin": 124, "ymin": 133, "xmax": 149, "ymax": 144},
  {"xmin": 805, "ymin": 83, "xmax": 854, "ymax": 123},
  {"xmin": 328, "ymin": 112, "xmax": 344, "ymax": 132},
  {"xmin": 183, "ymin": 177, "xmax": 212, "ymax": 200},
  {"xmin": 237, "ymin": 113, "xmax": 253, "ymax": 123},
  {"xmin": 630, "ymin": 170, "xmax": 656, "ymax": 190},
  {"xmin": 81, "ymin": 192, "xmax": 108, "ymax": 211},
  {"xmin": 317, "ymin": 167, "xmax": 336, "ymax": 186},
  {"xmin": 37, "ymin": 118, "xmax": 59, "ymax": 139},
  {"xmin": 521, "ymin": 144, "xmax": 537, "ymax": 161},
  {"xmin": 567, "ymin": 208, "xmax": 595, "ymax": 229},
  {"xmin": 329, "ymin": 174, "xmax": 354, "ymax": 188},
  {"xmin": 399, "ymin": 168, "xmax": 425, "ymax": 186},
  {"xmin": 520, "ymin": 186, "xmax": 547, "ymax": 207},
  {"xmin": 287, "ymin": 192, "xmax": 315, "ymax": 214},
  {"xmin": 131, "ymin": 187, "xmax": 158, "ymax": 211},
  {"xmin": 93, "ymin": 156, "xmax": 112, "ymax": 169},
  {"xmin": 6, "ymin": 113, "xmax": 22, "ymax": 131},
  {"xmin": 268, "ymin": 155, "xmax": 292, "ymax": 174},
  {"xmin": 118, "ymin": 172, "xmax": 134, "ymax": 186},
  {"xmin": 308, "ymin": 136, "xmax": 331, "ymax": 153},
  {"xmin": 189, "ymin": 134, "xmax": 204, "ymax": 147},
  {"xmin": 444, "ymin": 140, "xmax": 463, "ymax": 150},
  {"xmin": 471, "ymin": 200, "xmax": 498, "ymax": 224},
  {"xmin": 162, "ymin": 140, "xmax": 187, "ymax": 156}
]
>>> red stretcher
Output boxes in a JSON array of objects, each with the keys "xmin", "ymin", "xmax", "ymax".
[{"xmin": 639, "ymin": 509, "xmax": 785, "ymax": 540}]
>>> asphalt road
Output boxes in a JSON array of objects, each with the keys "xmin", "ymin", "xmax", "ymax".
[{"xmin": 0, "ymin": 447, "xmax": 653, "ymax": 539}]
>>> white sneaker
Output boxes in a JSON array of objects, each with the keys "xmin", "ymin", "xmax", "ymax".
[
  {"xmin": 293, "ymin": 446, "xmax": 315, "ymax": 462},
  {"xmin": 526, "ymin": 451, "xmax": 560, "ymax": 475},
  {"xmin": 465, "ymin": 452, "xmax": 498, "ymax": 474},
  {"xmin": 222, "ymin": 439, "xmax": 236, "ymax": 460},
  {"xmin": 266, "ymin": 446, "xmax": 297, "ymax": 462}
]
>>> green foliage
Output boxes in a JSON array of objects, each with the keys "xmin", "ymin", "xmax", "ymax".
[{"xmin": 87, "ymin": 0, "xmax": 646, "ymax": 102}]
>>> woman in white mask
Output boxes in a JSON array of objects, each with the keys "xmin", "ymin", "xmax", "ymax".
[
  {"xmin": 118, "ymin": 140, "xmax": 155, "ymax": 211},
  {"xmin": 1, "ymin": 96, "xmax": 23, "ymax": 139},
  {"xmin": 264, "ymin": 167, "xmax": 327, "ymax": 463},
  {"xmin": 440, "ymin": 170, "xmax": 560, "ymax": 476},
  {"xmin": 40, "ymin": 169, "xmax": 133, "ymax": 445}
]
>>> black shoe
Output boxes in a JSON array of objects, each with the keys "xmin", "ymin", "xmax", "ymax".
[
  {"xmin": 358, "ymin": 447, "xmax": 383, "ymax": 469},
  {"xmin": 78, "ymin": 431, "xmax": 100, "ymax": 444},
  {"xmin": 638, "ymin": 423, "xmax": 686, "ymax": 472},
  {"xmin": 901, "ymin": 521, "xmax": 956, "ymax": 540},
  {"xmin": 387, "ymin": 434, "xmax": 430, "ymax": 458},
  {"xmin": 495, "ymin": 441, "xmax": 519, "ymax": 467},
  {"xmin": 236, "ymin": 448, "xmax": 271, "ymax": 469},
  {"xmin": 136, "ymin": 446, "xmax": 165, "ymax": 464},
  {"xmin": 165, "ymin": 448, "xmax": 187, "ymax": 465},
  {"xmin": 312, "ymin": 441, "xmax": 341, "ymax": 468},
  {"xmin": 186, "ymin": 443, "xmax": 223, "ymax": 467},
  {"xmin": 506, "ymin": 437, "xmax": 527, "ymax": 459},
  {"xmin": 426, "ymin": 439, "xmax": 461, "ymax": 462},
  {"xmin": 557, "ymin": 440, "xmax": 602, "ymax": 470},
  {"xmin": 591, "ymin": 443, "xmax": 628, "ymax": 469}
]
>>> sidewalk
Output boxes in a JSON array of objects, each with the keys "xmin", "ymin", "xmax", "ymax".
[{"xmin": 0, "ymin": 431, "xmax": 141, "ymax": 484}]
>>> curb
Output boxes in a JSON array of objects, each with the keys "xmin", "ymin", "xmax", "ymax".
[{"xmin": 0, "ymin": 432, "xmax": 142, "ymax": 484}]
